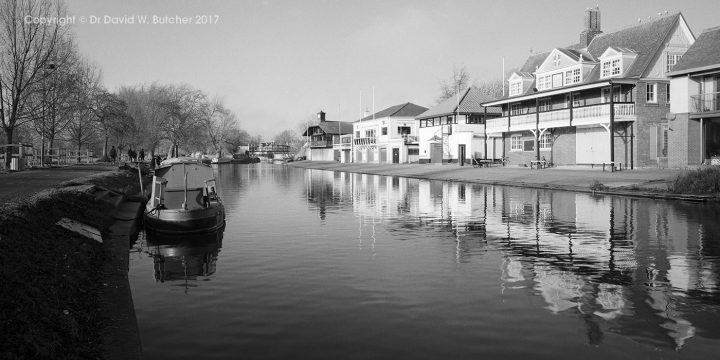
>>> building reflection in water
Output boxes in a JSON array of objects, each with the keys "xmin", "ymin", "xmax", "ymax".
[
  {"xmin": 141, "ymin": 229, "xmax": 224, "ymax": 293},
  {"xmin": 301, "ymin": 168, "xmax": 720, "ymax": 350}
]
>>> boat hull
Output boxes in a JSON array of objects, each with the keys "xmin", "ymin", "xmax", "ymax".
[{"xmin": 144, "ymin": 204, "xmax": 225, "ymax": 235}]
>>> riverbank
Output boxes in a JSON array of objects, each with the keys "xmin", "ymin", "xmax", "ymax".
[
  {"xmin": 287, "ymin": 161, "xmax": 719, "ymax": 201},
  {"xmin": 0, "ymin": 165, "xmax": 146, "ymax": 359}
]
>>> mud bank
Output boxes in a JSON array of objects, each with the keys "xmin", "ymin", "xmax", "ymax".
[{"xmin": 0, "ymin": 169, "xmax": 148, "ymax": 359}]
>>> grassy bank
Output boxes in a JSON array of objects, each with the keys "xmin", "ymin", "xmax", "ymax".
[
  {"xmin": 668, "ymin": 166, "xmax": 720, "ymax": 195},
  {"xmin": 0, "ymin": 170, "xmax": 142, "ymax": 359}
]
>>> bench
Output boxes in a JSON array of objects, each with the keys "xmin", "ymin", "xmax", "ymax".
[
  {"xmin": 578, "ymin": 162, "xmax": 622, "ymax": 172},
  {"xmin": 530, "ymin": 160, "xmax": 547, "ymax": 169},
  {"xmin": 471, "ymin": 157, "xmax": 493, "ymax": 168}
]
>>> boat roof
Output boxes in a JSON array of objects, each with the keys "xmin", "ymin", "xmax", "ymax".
[{"xmin": 155, "ymin": 158, "xmax": 215, "ymax": 189}]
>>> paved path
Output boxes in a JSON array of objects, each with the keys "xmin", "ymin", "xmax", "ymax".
[
  {"xmin": 0, "ymin": 165, "xmax": 116, "ymax": 204},
  {"xmin": 287, "ymin": 161, "xmax": 700, "ymax": 199}
]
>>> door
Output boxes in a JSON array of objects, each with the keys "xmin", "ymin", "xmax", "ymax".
[
  {"xmin": 458, "ymin": 144, "xmax": 466, "ymax": 166},
  {"xmin": 392, "ymin": 148, "xmax": 400, "ymax": 163},
  {"xmin": 379, "ymin": 147, "xmax": 387, "ymax": 163},
  {"xmin": 430, "ymin": 143, "xmax": 442, "ymax": 163},
  {"xmin": 576, "ymin": 127, "xmax": 610, "ymax": 164}
]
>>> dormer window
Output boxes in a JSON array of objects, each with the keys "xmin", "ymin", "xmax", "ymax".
[
  {"xmin": 509, "ymin": 80, "xmax": 522, "ymax": 96},
  {"xmin": 601, "ymin": 57, "xmax": 622, "ymax": 78},
  {"xmin": 564, "ymin": 67, "xmax": 581, "ymax": 85}
]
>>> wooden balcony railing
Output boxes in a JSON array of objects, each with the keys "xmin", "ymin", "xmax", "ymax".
[{"xmin": 354, "ymin": 137, "xmax": 376, "ymax": 146}]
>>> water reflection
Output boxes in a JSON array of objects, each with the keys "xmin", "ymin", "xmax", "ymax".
[
  {"xmin": 139, "ymin": 230, "xmax": 224, "ymax": 292},
  {"xmin": 301, "ymin": 168, "xmax": 720, "ymax": 350}
]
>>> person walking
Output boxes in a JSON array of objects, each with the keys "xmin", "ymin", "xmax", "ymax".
[
  {"xmin": 139, "ymin": 148, "xmax": 145, "ymax": 162},
  {"xmin": 109, "ymin": 146, "xmax": 117, "ymax": 164}
]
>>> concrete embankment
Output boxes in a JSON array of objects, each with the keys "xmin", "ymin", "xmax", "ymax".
[
  {"xmin": 0, "ymin": 166, "xmax": 148, "ymax": 359},
  {"xmin": 288, "ymin": 161, "xmax": 717, "ymax": 202}
]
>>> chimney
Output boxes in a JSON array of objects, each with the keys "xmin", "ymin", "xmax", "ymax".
[
  {"xmin": 317, "ymin": 110, "xmax": 326, "ymax": 122},
  {"xmin": 579, "ymin": 6, "xmax": 602, "ymax": 48}
]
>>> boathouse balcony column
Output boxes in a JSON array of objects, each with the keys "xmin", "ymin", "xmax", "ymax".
[
  {"xmin": 483, "ymin": 107, "xmax": 488, "ymax": 160},
  {"xmin": 609, "ymin": 82, "xmax": 615, "ymax": 165},
  {"xmin": 535, "ymin": 98, "xmax": 540, "ymax": 162}
]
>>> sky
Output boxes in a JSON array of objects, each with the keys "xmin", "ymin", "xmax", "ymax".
[{"xmin": 64, "ymin": 0, "xmax": 720, "ymax": 139}]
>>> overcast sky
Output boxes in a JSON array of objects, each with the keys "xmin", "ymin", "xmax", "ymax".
[{"xmin": 65, "ymin": 0, "xmax": 720, "ymax": 139}]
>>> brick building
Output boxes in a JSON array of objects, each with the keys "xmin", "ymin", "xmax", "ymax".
[
  {"xmin": 482, "ymin": 8, "xmax": 695, "ymax": 169},
  {"xmin": 667, "ymin": 26, "xmax": 720, "ymax": 167}
]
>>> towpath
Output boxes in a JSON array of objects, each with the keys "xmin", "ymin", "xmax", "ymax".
[
  {"xmin": 0, "ymin": 164, "xmax": 116, "ymax": 204},
  {"xmin": 287, "ymin": 161, "xmax": 704, "ymax": 200}
]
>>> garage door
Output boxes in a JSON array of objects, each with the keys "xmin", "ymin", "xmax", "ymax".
[{"xmin": 576, "ymin": 127, "xmax": 609, "ymax": 164}]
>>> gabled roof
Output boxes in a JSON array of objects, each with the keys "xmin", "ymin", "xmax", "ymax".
[
  {"xmin": 359, "ymin": 102, "xmax": 428, "ymax": 122},
  {"xmin": 302, "ymin": 121, "xmax": 354, "ymax": 136},
  {"xmin": 417, "ymin": 87, "xmax": 502, "ymax": 119},
  {"xmin": 486, "ymin": 13, "xmax": 686, "ymax": 104},
  {"xmin": 586, "ymin": 13, "xmax": 683, "ymax": 78},
  {"xmin": 667, "ymin": 26, "xmax": 720, "ymax": 76}
]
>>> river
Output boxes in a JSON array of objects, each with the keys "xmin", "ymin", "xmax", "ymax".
[{"xmin": 129, "ymin": 163, "xmax": 720, "ymax": 359}]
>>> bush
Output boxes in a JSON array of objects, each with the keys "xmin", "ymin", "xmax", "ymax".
[{"xmin": 668, "ymin": 166, "xmax": 720, "ymax": 194}]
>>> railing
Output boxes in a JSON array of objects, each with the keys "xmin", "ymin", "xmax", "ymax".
[
  {"xmin": 310, "ymin": 140, "xmax": 333, "ymax": 148},
  {"xmin": 402, "ymin": 134, "xmax": 418, "ymax": 144},
  {"xmin": 509, "ymin": 113, "xmax": 536, "ymax": 131},
  {"xmin": 690, "ymin": 92, "xmax": 720, "ymax": 113},
  {"xmin": 354, "ymin": 137, "xmax": 376, "ymax": 146},
  {"xmin": 572, "ymin": 103, "xmax": 635, "ymax": 126},
  {"xmin": 486, "ymin": 118, "xmax": 508, "ymax": 133},
  {"xmin": 539, "ymin": 108, "xmax": 570, "ymax": 128}
]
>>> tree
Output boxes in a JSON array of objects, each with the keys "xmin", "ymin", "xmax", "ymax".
[
  {"xmin": 273, "ymin": 129, "xmax": 303, "ymax": 154},
  {"xmin": 437, "ymin": 65, "xmax": 472, "ymax": 104},
  {"xmin": 89, "ymin": 88, "xmax": 127, "ymax": 159},
  {"xmin": 199, "ymin": 96, "xmax": 238, "ymax": 157},
  {"xmin": 63, "ymin": 57, "xmax": 102, "ymax": 162},
  {"xmin": 0, "ymin": 0, "xmax": 71, "ymax": 167}
]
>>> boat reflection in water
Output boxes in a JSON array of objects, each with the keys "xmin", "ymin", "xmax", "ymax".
[{"xmin": 144, "ymin": 229, "xmax": 224, "ymax": 291}]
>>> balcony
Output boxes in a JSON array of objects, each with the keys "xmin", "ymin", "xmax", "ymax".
[
  {"xmin": 310, "ymin": 140, "xmax": 333, "ymax": 148},
  {"xmin": 690, "ymin": 92, "xmax": 720, "ymax": 113},
  {"xmin": 572, "ymin": 103, "xmax": 635, "ymax": 126},
  {"xmin": 402, "ymin": 134, "xmax": 418, "ymax": 144},
  {"xmin": 486, "ymin": 118, "xmax": 508, "ymax": 134},
  {"xmin": 354, "ymin": 137, "xmax": 376, "ymax": 146}
]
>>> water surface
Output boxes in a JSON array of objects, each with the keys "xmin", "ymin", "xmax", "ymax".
[{"xmin": 129, "ymin": 164, "xmax": 720, "ymax": 359}]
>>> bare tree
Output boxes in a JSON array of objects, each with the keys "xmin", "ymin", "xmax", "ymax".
[
  {"xmin": 63, "ymin": 56, "xmax": 102, "ymax": 162},
  {"xmin": 273, "ymin": 129, "xmax": 303, "ymax": 154},
  {"xmin": 437, "ymin": 64, "xmax": 472, "ymax": 104},
  {"xmin": 90, "ymin": 88, "xmax": 127, "ymax": 159},
  {"xmin": 199, "ymin": 96, "xmax": 238, "ymax": 158},
  {"xmin": 0, "ymin": 0, "xmax": 71, "ymax": 167}
]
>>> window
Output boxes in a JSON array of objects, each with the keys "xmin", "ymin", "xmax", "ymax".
[
  {"xmin": 666, "ymin": 83, "xmax": 671, "ymax": 104},
  {"xmin": 666, "ymin": 53, "xmax": 682, "ymax": 73},
  {"xmin": 408, "ymin": 148, "xmax": 419, "ymax": 155},
  {"xmin": 646, "ymin": 83, "xmax": 657, "ymax": 103},
  {"xmin": 381, "ymin": 127, "xmax": 387, "ymax": 135},
  {"xmin": 552, "ymin": 73, "xmax": 563, "ymax": 88},
  {"xmin": 398, "ymin": 126, "xmax": 411, "ymax": 135},
  {"xmin": 538, "ymin": 98, "xmax": 551, "ymax": 112},
  {"xmin": 601, "ymin": 58, "xmax": 622, "ymax": 78},
  {"xmin": 355, "ymin": 131, "xmax": 360, "ymax": 137},
  {"xmin": 539, "ymin": 133, "xmax": 552, "ymax": 150},
  {"xmin": 565, "ymin": 93, "xmax": 581, "ymax": 107},
  {"xmin": 565, "ymin": 67, "xmax": 581, "ymax": 85},
  {"xmin": 466, "ymin": 116, "xmax": 483, "ymax": 124},
  {"xmin": 511, "ymin": 135, "xmax": 523, "ymax": 151},
  {"xmin": 365, "ymin": 129, "xmax": 375, "ymax": 137},
  {"xmin": 537, "ymin": 74, "xmax": 552, "ymax": 91},
  {"xmin": 510, "ymin": 103, "xmax": 522, "ymax": 115},
  {"xmin": 509, "ymin": 80, "xmax": 522, "ymax": 96},
  {"xmin": 446, "ymin": 116, "xmax": 455, "ymax": 124}
]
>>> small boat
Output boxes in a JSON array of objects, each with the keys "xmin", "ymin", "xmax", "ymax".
[
  {"xmin": 144, "ymin": 157, "xmax": 225, "ymax": 234},
  {"xmin": 211, "ymin": 157, "xmax": 231, "ymax": 164}
]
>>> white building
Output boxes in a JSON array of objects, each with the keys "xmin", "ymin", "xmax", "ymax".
[
  {"xmin": 417, "ymin": 87, "xmax": 502, "ymax": 165},
  {"xmin": 352, "ymin": 102, "xmax": 428, "ymax": 163}
]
